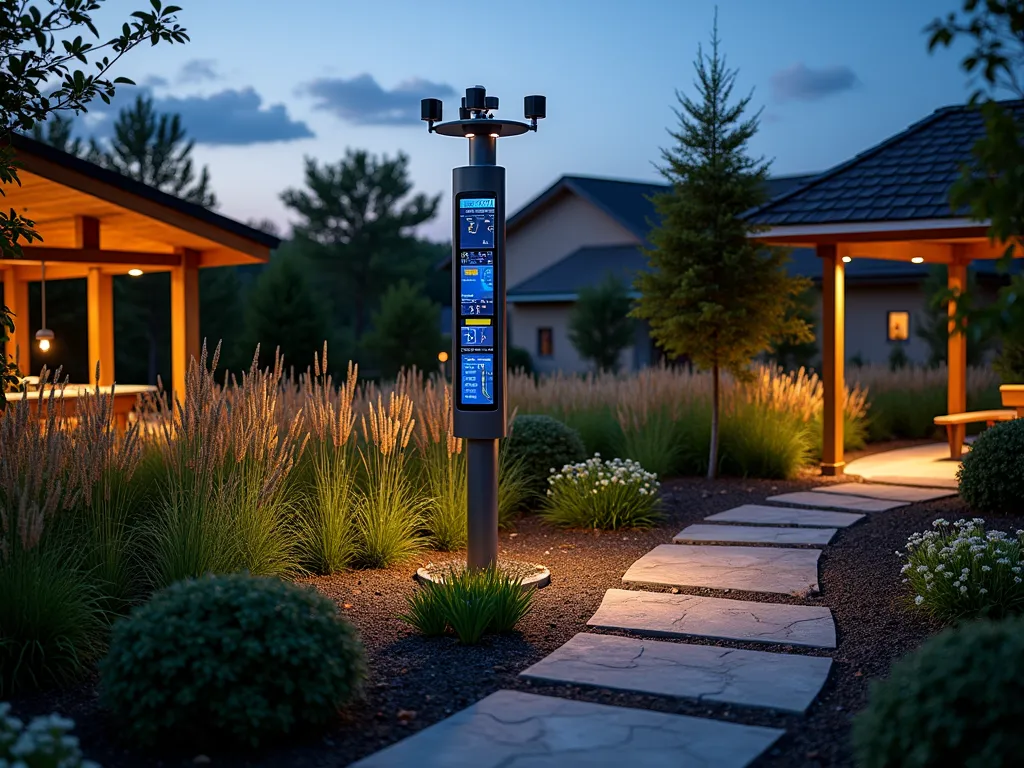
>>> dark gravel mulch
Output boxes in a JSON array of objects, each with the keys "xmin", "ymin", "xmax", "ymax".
[{"xmin": 11, "ymin": 468, "xmax": 1017, "ymax": 768}]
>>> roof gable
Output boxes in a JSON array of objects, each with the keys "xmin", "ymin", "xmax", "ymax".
[{"xmin": 748, "ymin": 100, "xmax": 1024, "ymax": 227}]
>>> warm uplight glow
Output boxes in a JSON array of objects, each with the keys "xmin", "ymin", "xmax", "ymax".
[
  {"xmin": 842, "ymin": 256, "xmax": 852, "ymax": 263},
  {"xmin": 911, "ymin": 257, "xmax": 924, "ymax": 264},
  {"xmin": 465, "ymin": 133, "xmax": 475, "ymax": 138},
  {"xmin": 489, "ymin": 133, "xmax": 499, "ymax": 138},
  {"xmin": 438, "ymin": 351, "xmax": 449, "ymax": 363},
  {"xmin": 38, "ymin": 338, "xmax": 50, "ymax": 352},
  {"xmin": 128, "ymin": 268, "xmax": 144, "ymax": 277}
]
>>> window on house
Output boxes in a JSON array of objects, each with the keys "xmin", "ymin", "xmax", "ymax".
[
  {"xmin": 537, "ymin": 327, "xmax": 553, "ymax": 357},
  {"xmin": 888, "ymin": 311, "xmax": 910, "ymax": 342}
]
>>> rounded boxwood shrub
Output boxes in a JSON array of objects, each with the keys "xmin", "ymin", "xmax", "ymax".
[
  {"xmin": 958, "ymin": 419, "xmax": 1024, "ymax": 515},
  {"xmin": 99, "ymin": 573, "xmax": 365, "ymax": 749},
  {"xmin": 505, "ymin": 414, "xmax": 587, "ymax": 495},
  {"xmin": 852, "ymin": 617, "xmax": 1024, "ymax": 768}
]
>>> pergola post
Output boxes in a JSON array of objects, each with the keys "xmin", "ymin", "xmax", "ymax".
[
  {"xmin": 2, "ymin": 268, "xmax": 31, "ymax": 374},
  {"xmin": 171, "ymin": 249, "xmax": 200, "ymax": 403},
  {"xmin": 947, "ymin": 256, "xmax": 968, "ymax": 415},
  {"xmin": 819, "ymin": 243, "xmax": 845, "ymax": 476},
  {"xmin": 87, "ymin": 267, "xmax": 115, "ymax": 386}
]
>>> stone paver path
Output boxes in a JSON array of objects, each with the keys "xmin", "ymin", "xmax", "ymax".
[
  {"xmin": 811, "ymin": 482, "xmax": 954, "ymax": 503},
  {"xmin": 521, "ymin": 633, "xmax": 832, "ymax": 714},
  {"xmin": 587, "ymin": 588, "xmax": 836, "ymax": 648},
  {"xmin": 705, "ymin": 504, "xmax": 864, "ymax": 528},
  {"xmin": 350, "ymin": 689, "xmax": 784, "ymax": 768},
  {"xmin": 767, "ymin": 491, "xmax": 907, "ymax": 512},
  {"xmin": 624, "ymin": 543, "xmax": 821, "ymax": 596},
  {"xmin": 674, "ymin": 523, "xmax": 837, "ymax": 546}
]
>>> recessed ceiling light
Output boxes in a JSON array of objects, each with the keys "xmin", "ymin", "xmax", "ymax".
[
  {"xmin": 842, "ymin": 256, "xmax": 852, "ymax": 263},
  {"xmin": 128, "ymin": 268, "xmax": 144, "ymax": 277},
  {"xmin": 911, "ymin": 257, "xmax": 924, "ymax": 264}
]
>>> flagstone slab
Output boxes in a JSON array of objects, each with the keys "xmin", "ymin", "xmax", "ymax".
[
  {"xmin": 767, "ymin": 491, "xmax": 907, "ymax": 512},
  {"xmin": 705, "ymin": 504, "xmax": 864, "ymax": 529},
  {"xmin": 622, "ymin": 544, "xmax": 820, "ymax": 596},
  {"xmin": 673, "ymin": 524, "xmax": 836, "ymax": 546},
  {"xmin": 350, "ymin": 689, "xmax": 784, "ymax": 768},
  {"xmin": 587, "ymin": 588, "xmax": 836, "ymax": 648},
  {"xmin": 520, "ymin": 633, "xmax": 832, "ymax": 714},
  {"xmin": 812, "ymin": 482, "xmax": 955, "ymax": 503}
]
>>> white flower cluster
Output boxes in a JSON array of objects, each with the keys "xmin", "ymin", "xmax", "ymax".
[
  {"xmin": 900, "ymin": 518, "xmax": 1024, "ymax": 608},
  {"xmin": 547, "ymin": 454, "xmax": 660, "ymax": 496},
  {"xmin": 0, "ymin": 703, "xmax": 99, "ymax": 768}
]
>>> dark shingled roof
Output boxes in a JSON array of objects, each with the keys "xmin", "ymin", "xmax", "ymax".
[
  {"xmin": 508, "ymin": 244, "xmax": 1019, "ymax": 300},
  {"xmin": 508, "ymin": 172, "xmax": 819, "ymax": 245},
  {"xmin": 748, "ymin": 99, "xmax": 1024, "ymax": 227}
]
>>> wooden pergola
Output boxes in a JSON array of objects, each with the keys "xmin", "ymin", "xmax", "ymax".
[
  {"xmin": 749, "ymin": 101, "xmax": 1023, "ymax": 475},
  {"xmin": 0, "ymin": 134, "xmax": 278, "ymax": 398}
]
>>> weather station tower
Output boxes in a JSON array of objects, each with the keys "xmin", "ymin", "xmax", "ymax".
[{"xmin": 420, "ymin": 85, "xmax": 547, "ymax": 570}]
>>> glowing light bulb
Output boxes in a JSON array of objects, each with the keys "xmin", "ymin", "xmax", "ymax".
[
  {"xmin": 438, "ymin": 351, "xmax": 449, "ymax": 363},
  {"xmin": 128, "ymin": 268, "xmax": 144, "ymax": 277},
  {"xmin": 38, "ymin": 338, "xmax": 50, "ymax": 352},
  {"xmin": 842, "ymin": 256, "xmax": 852, "ymax": 263},
  {"xmin": 489, "ymin": 133, "xmax": 499, "ymax": 138},
  {"xmin": 911, "ymin": 257, "xmax": 924, "ymax": 264},
  {"xmin": 35, "ymin": 328, "xmax": 54, "ymax": 352},
  {"xmin": 465, "ymin": 133, "xmax": 476, "ymax": 138}
]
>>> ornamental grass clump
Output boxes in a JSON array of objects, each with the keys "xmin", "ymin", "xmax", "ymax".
[
  {"xmin": 542, "ymin": 455, "xmax": 661, "ymax": 530},
  {"xmin": 900, "ymin": 518, "xmax": 1024, "ymax": 622}
]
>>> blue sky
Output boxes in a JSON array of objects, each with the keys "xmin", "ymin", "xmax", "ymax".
[{"xmin": 80, "ymin": 0, "xmax": 977, "ymax": 241}]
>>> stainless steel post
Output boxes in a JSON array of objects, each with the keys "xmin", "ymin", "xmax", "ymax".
[{"xmin": 466, "ymin": 438, "xmax": 499, "ymax": 568}]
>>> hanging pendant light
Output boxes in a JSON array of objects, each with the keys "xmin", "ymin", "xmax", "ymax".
[{"xmin": 35, "ymin": 259, "xmax": 54, "ymax": 353}]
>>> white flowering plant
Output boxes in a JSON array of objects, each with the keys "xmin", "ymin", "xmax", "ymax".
[
  {"xmin": 0, "ymin": 703, "xmax": 99, "ymax": 768},
  {"xmin": 899, "ymin": 518, "xmax": 1024, "ymax": 622},
  {"xmin": 540, "ymin": 454, "xmax": 662, "ymax": 530}
]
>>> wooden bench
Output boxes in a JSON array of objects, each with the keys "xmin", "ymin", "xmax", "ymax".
[{"xmin": 934, "ymin": 410, "xmax": 1018, "ymax": 460}]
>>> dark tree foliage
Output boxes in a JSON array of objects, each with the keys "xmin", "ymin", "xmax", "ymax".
[
  {"xmin": 568, "ymin": 273, "xmax": 636, "ymax": 373},
  {"xmin": 916, "ymin": 265, "xmax": 990, "ymax": 368},
  {"xmin": 280, "ymin": 151, "xmax": 440, "ymax": 340},
  {"xmin": 770, "ymin": 287, "xmax": 819, "ymax": 371},
  {"xmin": 631, "ymin": 14, "xmax": 812, "ymax": 478},
  {"xmin": 361, "ymin": 280, "xmax": 443, "ymax": 380}
]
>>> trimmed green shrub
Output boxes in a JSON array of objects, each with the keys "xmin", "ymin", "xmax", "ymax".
[
  {"xmin": 0, "ymin": 704, "xmax": 99, "ymax": 768},
  {"xmin": 542, "ymin": 456, "xmax": 662, "ymax": 530},
  {"xmin": 852, "ymin": 617, "xmax": 1024, "ymax": 768},
  {"xmin": 99, "ymin": 573, "xmax": 365, "ymax": 749},
  {"xmin": 505, "ymin": 415, "xmax": 587, "ymax": 495},
  {"xmin": 958, "ymin": 419, "xmax": 1024, "ymax": 515},
  {"xmin": 900, "ymin": 518, "xmax": 1024, "ymax": 622},
  {"xmin": 401, "ymin": 566, "xmax": 535, "ymax": 644}
]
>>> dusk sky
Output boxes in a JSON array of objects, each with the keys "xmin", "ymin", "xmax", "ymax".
[{"xmin": 81, "ymin": 0, "xmax": 979, "ymax": 242}]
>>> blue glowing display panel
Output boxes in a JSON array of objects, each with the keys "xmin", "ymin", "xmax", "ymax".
[
  {"xmin": 460, "ymin": 325, "xmax": 494, "ymax": 347},
  {"xmin": 459, "ymin": 251, "xmax": 494, "ymax": 316},
  {"xmin": 461, "ymin": 354, "xmax": 494, "ymax": 406},
  {"xmin": 459, "ymin": 198, "xmax": 495, "ymax": 249}
]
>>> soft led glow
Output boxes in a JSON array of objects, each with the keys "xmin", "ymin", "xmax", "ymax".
[
  {"xmin": 38, "ymin": 338, "xmax": 50, "ymax": 352},
  {"xmin": 489, "ymin": 133, "xmax": 499, "ymax": 138},
  {"xmin": 35, "ymin": 328, "xmax": 54, "ymax": 353},
  {"xmin": 465, "ymin": 133, "xmax": 475, "ymax": 138},
  {"xmin": 438, "ymin": 351, "xmax": 449, "ymax": 363},
  {"xmin": 911, "ymin": 257, "xmax": 924, "ymax": 264},
  {"xmin": 128, "ymin": 268, "xmax": 144, "ymax": 277},
  {"xmin": 842, "ymin": 256, "xmax": 852, "ymax": 263}
]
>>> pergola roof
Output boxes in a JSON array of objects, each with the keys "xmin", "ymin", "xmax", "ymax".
[
  {"xmin": 2, "ymin": 133, "xmax": 279, "ymax": 279},
  {"xmin": 749, "ymin": 99, "xmax": 1024, "ymax": 228}
]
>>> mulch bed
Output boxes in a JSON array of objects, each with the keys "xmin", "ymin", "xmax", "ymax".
[{"xmin": 11, "ymin": 459, "xmax": 1018, "ymax": 768}]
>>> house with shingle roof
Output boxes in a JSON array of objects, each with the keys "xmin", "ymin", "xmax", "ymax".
[{"xmin": 502, "ymin": 101, "xmax": 1018, "ymax": 375}]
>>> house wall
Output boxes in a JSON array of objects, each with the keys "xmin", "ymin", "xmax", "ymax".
[{"xmin": 506, "ymin": 193, "xmax": 638, "ymax": 290}]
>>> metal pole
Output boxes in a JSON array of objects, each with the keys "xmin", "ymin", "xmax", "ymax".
[
  {"xmin": 466, "ymin": 133, "xmax": 499, "ymax": 570},
  {"xmin": 466, "ymin": 438, "xmax": 499, "ymax": 569}
]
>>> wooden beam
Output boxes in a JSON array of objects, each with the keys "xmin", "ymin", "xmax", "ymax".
[
  {"xmin": 87, "ymin": 267, "xmax": 115, "ymax": 386},
  {"xmin": 3, "ymin": 269, "xmax": 31, "ymax": 374},
  {"xmin": 962, "ymin": 240, "xmax": 1024, "ymax": 261},
  {"xmin": 21, "ymin": 246, "xmax": 180, "ymax": 267},
  {"xmin": 75, "ymin": 215, "xmax": 100, "ymax": 249},
  {"xmin": 8, "ymin": 264, "xmax": 90, "ymax": 281},
  {"xmin": 819, "ymin": 243, "xmax": 845, "ymax": 476},
  {"xmin": 948, "ymin": 258, "xmax": 968, "ymax": 415},
  {"xmin": 171, "ymin": 248, "xmax": 200, "ymax": 402},
  {"xmin": 837, "ymin": 242, "xmax": 953, "ymax": 263}
]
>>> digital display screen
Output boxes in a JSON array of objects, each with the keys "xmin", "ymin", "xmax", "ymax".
[
  {"xmin": 461, "ymin": 324, "xmax": 494, "ymax": 347},
  {"xmin": 461, "ymin": 353, "xmax": 494, "ymax": 406},
  {"xmin": 459, "ymin": 198, "xmax": 495, "ymax": 249},
  {"xmin": 459, "ymin": 251, "xmax": 494, "ymax": 316}
]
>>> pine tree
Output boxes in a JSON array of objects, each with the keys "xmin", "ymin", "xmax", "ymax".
[
  {"xmin": 237, "ymin": 252, "xmax": 331, "ymax": 372},
  {"xmin": 361, "ymin": 280, "xmax": 443, "ymax": 380},
  {"xmin": 29, "ymin": 113, "xmax": 84, "ymax": 156},
  {"xmin": 280, "ymin": 150, "xmax": 440, "ymax": 340},
  {"xmin": 94, "ymin": 94, "xmax": 216, "ymax": 207},
  {"xmin": 568, "ymin": 274, "xmax": 636, "ymax": 373},
  {"xmin": 631, "ymin": 15, "xmax": 813, "ymax": 479}
]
